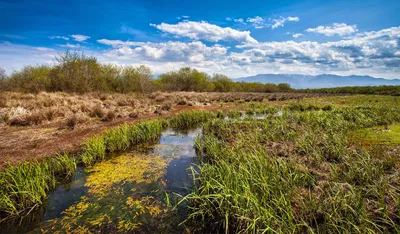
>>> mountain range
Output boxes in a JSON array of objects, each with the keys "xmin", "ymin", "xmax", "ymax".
[{"xmin": 234, "ymin": 74, "xmax": 400, "ymax": 89}]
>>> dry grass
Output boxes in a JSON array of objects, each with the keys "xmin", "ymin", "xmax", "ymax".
[{"xmin": 0, "ymin": 91, "xmax": 315, "ymax": 128}]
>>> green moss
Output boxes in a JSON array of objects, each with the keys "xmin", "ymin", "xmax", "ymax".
[{"xmin": 353, "ymin": 124, "xmax": 400, "ymax": 145}]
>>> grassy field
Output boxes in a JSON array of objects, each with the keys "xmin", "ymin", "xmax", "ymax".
[
  {"xmin": 0, "ymin": 93, "xmax": 399, "ymax": 233},
  {"xmin": 185, "ymin": 95, "xmax": 400, "ymax": 233}
]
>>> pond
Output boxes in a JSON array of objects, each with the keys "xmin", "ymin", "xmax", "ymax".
[{"xmin": 1, "ymin": 127, "xmax": 201, "ymax": 233}]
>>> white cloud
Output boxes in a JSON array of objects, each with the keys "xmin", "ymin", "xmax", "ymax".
[
  {"xmin": 2, "ymin": 27, "xmax": 399, "ymax": 79},
  {"xmin": 247, "ymin": 16, "xmax": 264, "ymax": 28},
  {"xmin": 292, "ymin": 33, "xmax": 303, "ymax": 38},
  {"xmin": 49, "ymin": 35, "xmax": 69, "ymax": 40},
  {"xmin": 233, "ymin": 18, "xmax": 244, "ymax": 23},
  {"xmin": 101, "ymin": 40, "xmax": 227, "ymax": 63},
  {"xmin": 246, "ymin": 16, "xmax": 299, "ymax": 29},
  {"xmin": 226, "ymin": 17, "xmax": 232, "ymax": 21},
  {"xmin": 97, "ymin": 39, "xmax": 145, "ymax": 47},
  {"xmin": 56, "ymin": 43, "xmax": 82, "ymax": 49},
  {"xmin": 70, "ymin": 34, "xmax": 90, "ymax": 42},
  {"xmin": 306, "ymin": 23, "xmax": 358, "ymax": 36},
  {"xmin": 150, "ymin": 21, "xmax": 258, "ymax": 44},
  {"xmin": 271, "ymin": 16, "xmax": 299, "ymax": 29},
  {"xmin": 0, "ymin": 41, "xmax": 56, "ymax": 74},
  {"xmin": 234, "ymin": 26, "xmax": 400, "ymax": 77},
  {"xmin": 98, "ymin": 27, "xmax": 399, "ymax": 78}
]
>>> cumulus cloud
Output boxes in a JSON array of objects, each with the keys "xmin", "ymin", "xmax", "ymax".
[
  {"xmin": 70, "ymin": 34, "xmax": 90, "ymax": 42},
  {"xmin": 98, "ymin": 27, "xmax": 399, "ymax": 78},
  {"xmin": 100, "ymin": 40, "xmax": 227, "ymax": 63},
  {"xmin": 3, "ymin": 26, "xmax": 400, "ymax": 79},
  {"xmin": 150, "ymin": 21, "xmax": 258, "ymax": 44},
  {"xmin": 234, "ymin": 26, "xmax": 400, "ymax": 76},
  {"xmin": 49, "ymin": 35, "xmax": 69, "ymax": 40},
  {"xmin": 306, "ymin": 23, "xmax": 358, "ymax": 36}
]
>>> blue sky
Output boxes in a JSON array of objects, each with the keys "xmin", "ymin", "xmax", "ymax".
[{"xmin": 0, "ymin": 0, "xmax": 399, "ymax": 78}]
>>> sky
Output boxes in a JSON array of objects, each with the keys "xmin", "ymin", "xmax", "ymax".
[{"xmin": 0, "ymin": 0, "xmax": 399, "ymax": 78}]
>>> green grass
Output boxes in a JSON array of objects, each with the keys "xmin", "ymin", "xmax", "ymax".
[
  {"xmin": 184, "ymin": 103, "xmax": 400, "ymax": 233},
  {"xmin": 353, "ymin": 124, "xmax": 400, "ymax": 145},
  {"xmin": 0, "ymin": 153, "xmax": 76, "ymax": 219}
]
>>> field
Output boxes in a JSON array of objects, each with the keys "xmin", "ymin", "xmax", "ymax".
[{"xmin": 0, "ymin": 92, "xmax": 399, "ymax": 233}]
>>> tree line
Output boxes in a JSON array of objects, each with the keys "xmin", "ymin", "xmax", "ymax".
[
  {"xmin": 0, "ymin": 51, "xmax": 292, "ymax": 94},
  {"xmin": 297, "ymin": 86, "xmax": 400, "ymax": 96}
]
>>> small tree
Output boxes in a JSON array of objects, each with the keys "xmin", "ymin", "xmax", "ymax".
[
  {"xmin": 0, "ymin": 68, "xmax": 6, "ymax": 90},
  {"xmin": 212, "ymin": 74, "xmax": 232, "ymax": 92},
  {"xmin": 51, "ymin": 50, "xmax": 101, "ymax": 93},
  {"xmin": 136, "ymin": 65, "xmax": 153, "ymax": 93},
  {"xmin": 277, "ymin": 83, "xmax": 292, "ymax": 92}
]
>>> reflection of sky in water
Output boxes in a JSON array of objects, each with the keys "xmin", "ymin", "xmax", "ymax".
[
  {"xmin": 43, "ymin": 167, "xmax": 88, "ymax": 220},
  {"xmin": 152, "ymin": 128, "xmax": 201, "ymax": 158}
]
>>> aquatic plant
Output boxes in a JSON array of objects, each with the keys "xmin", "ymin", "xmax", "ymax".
[
  {"xmin": 169, "ymin": 110, "xmax": 216, "ymax": 129},
  {"xmin": 0, "ymin": 153, "xmax": 76, "ymax": 218}
]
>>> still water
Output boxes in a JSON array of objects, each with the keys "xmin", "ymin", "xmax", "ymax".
[{"xmin": 1, "ymin": 128, "xmax": 201, "ymax": 233}]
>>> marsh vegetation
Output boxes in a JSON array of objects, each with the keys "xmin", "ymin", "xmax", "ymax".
[{"xmin": 0, "ymin": 95, "xmax": 399, "ymax": 233}]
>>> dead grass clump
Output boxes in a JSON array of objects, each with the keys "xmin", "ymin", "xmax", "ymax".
[
  {"xmin": 155, "ymin": 95, "xmax": 165, "ymax": 102},
  {"xmin": 66, "ymin": 115, "xmax": 78, "ymax": 130},
  {"xmin": 26, "ymin": 111, "xmax": 45, "ymax": 125},
  {"xmin": 177, "ymin": 98, "xmax": 188, "ymax": 105},
  {"xmin": 102, "ymin": 110, "xmax": 116, "ymax": 122},
  {"xmin": 8, "ymin": 117, "xmax": 31, "ymax": 126},
  {"xmin": 66, "ymin": 113, "xmax": 87, "ymax": 129},
  {"xmin": 80, "ymin": 104, "xmax": 91, "ymax": 113},
  {"xmin": 161, "ymin": 102, "xmax": 172, "ymax": 111},
  {"xmin": 89, "ymin": 104, "xmax": 105, "ymax": 118},
  {"xmin": 0, "ymin": 111, "xmax": 9, "ymax": 123},
  {"xmin": 129, "ymin": 112, "xmax": 139, "ymax": 119},
  {"xmin": 44, "ymin": 108, "xmax": 56, "ymax": 121},
  {"xmin": 0, "ymin": 96, "xmax": 7, "ymax": 107}
]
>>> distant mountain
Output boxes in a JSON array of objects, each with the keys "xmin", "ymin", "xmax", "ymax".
[{"xmin": 234, "ymin": 74, "xmax": 400, "ymax": 89}]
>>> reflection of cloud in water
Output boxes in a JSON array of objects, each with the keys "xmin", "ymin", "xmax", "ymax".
[
  {"xmin": 153, "ymin": 144, "xmax": 196, "ymax": 158},
  {"xmin": 159, "ymin": 128, "xmax": 201, "ymax": 146}
]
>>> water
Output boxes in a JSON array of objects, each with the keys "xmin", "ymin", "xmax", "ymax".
[{"xmin": 1, "ymin": 128, "xmax": 201, "ymax": 233}]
